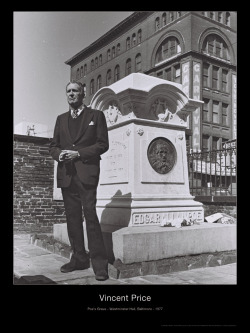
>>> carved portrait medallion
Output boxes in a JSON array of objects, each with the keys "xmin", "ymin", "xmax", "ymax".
[{"xmin": 147, "ymin": 137, "xmax": 176, "ymax": 174}]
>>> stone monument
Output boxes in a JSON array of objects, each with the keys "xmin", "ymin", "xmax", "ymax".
[{"xmin": 90, "ymin": 73, "xmax": 204, "ymax": 233}]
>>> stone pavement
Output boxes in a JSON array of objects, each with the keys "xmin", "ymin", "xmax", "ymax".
[{"xmin": 13, "ymin": 233, "xmax": 237, "ymax": 285}]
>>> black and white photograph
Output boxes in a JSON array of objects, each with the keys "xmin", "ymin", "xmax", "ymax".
[{"xmin": 13, "ymin": 10, "xmax": 237, "ymax": 327}]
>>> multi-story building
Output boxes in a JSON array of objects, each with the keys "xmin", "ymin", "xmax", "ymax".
[{"xmin": 65, "ymin": 11, "xmax": 237, "ymax": 151}]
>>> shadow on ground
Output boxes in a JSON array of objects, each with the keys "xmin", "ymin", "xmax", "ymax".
[{"xmin": 14, "ymin": 275, "xmax": 57, "ymax": 285}]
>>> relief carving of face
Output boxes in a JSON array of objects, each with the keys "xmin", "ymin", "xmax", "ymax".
[{"xmin": 147, "ymin": 138, "xmax": 176, "ymax": 174}]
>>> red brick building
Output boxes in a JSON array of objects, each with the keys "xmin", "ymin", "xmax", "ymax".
[{"xmin": 65, "ymin": 11, "xmax": 237, "ymax": 151}]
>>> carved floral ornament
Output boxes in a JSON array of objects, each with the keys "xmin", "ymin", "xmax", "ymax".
[
  {"xmin": 149, "ymin": 98, "xmax": 190, "ymax": 125},
  {"xmin": 150, "ymin": 98, "xmax": 174, "ymax": 122},
  {"xmin": 103, "ymin": 101, "xmax": 122, "ymax": 126}
]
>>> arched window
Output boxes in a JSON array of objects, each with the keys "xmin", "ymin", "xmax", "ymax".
[
  {"xmin": 82, "ymin": 84, "xmax": 86, "ymax": 97},
  {"xmin": 80, "ymin": 66, "xmax": 83, "ymax": 78},
  {"xmin": 84, "ymin": 64, "xmax": 87, "ymax": 76},
  {"xmin": 135, "ymin": 53, "xmax": 142, "ymax": 72},
  {"xmin": 155, "ymin": 17, "xmax": 160, "ymax": 31},
  {"xmin": 90, "ymin": 79, "xmax": 95, "ymax": 95},
  {"xmin": 201, "ymin": 34, "xmax": 230, "ymax": 61},
  {"xmin": 114, "ymin": 65, "xmax": 120, "ymax": 82},
  {"xmin": 126, "ymin": 37, "xmax": 130, "ymax": 50},
  {"xmin": 226, "ymin": 12, "xmax": 230, "ymax": 26},
  {"xmin": 106, "ymin": 69, "xmax": 112, "ymax": 85},
  {"xmin": 210, "ymin": 11, "xmax": 215, "ymax": 20},
  {"xmin": 82, "ymin": 83, "xmax": 86, "ymax": 97},
  {"xmin": 107, "ymin": 49, "xmax": 111, "ymax": 61},
  {"xmin": 169, "ymin": 12, "xmax": 174, "ymax": 22},
  {"xmin": 97, "ymin": 75, "xmax": 102, "ymax": 91},
  {"xmin": 112, "ymin": 46, "xmax": 116, "ymax": 58},
  {"xmin": 162, "ymin": 12, "xmax": 166, "ymax": 26},
  {"xmin": 91, "ymin": 59, "xmax": 94, "ymax": 71},
  {"xmin": 138, "ymin": 29, "xmax": 142, "ymax": 44},
  {"xmin": 125, "ymin": 59, "xmax": 132, "ymax": 76},
  {"xmin": 95, "ymin": 57, "xmax": 98, "ymax": 68},
  {"xmin": 117, "ymin": 43, "xmax": 120, "ymax": 54},
  {"xmin": 132, "ymin": 33, "xmax": 136, "ymax": 46},
  {"xmin": 76, "ymin": 68, "xmax": 80, "ymax": 80},
  {"xmin": 155, "ymin": 36, "xmax": 181, "ymax": 64},
  {"xmin": 99, "ymin": 54, "xmax": 102, "ymax": 65},
  {"xmin": 218, "ymin": 11, "xmax": 223, "ymax": 23}
]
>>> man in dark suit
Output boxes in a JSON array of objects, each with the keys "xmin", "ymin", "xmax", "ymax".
[{"xmin": 49, "ymin": 81, "xmax": 109, "ymax": 281}]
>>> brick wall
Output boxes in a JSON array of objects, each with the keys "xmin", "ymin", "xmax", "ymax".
[{"xmin": 14, "ymin": 134, "xmax": 66, "ymax": 233}]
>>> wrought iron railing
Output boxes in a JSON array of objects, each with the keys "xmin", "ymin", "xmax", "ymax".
[{"xmin": 187, "ymin": 141, "xmax": 237, "ymax": 196}]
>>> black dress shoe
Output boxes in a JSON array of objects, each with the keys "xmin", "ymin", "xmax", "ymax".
[
  {"xmin": 60, "ymin": 258, "xmax": 90, "ymax": 273},
  {"xmin": 95, "ymin": 270, "xmax": 109, "ymax": 281}
]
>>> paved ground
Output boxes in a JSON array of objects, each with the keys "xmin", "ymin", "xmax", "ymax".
[{"xmin": 13, "ymin": 233, "xmax": 237, "ymax": 285}]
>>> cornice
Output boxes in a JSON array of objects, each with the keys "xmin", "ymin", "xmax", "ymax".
[{"xmin": 65, "ymin": 11, "xmax": 153, "ymax": 66}]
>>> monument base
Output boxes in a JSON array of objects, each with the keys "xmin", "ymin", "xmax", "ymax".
[
  {"xmin": 112, "ymin": 223, "xmax": 236, "ymax": 264},
  {"xmin": 53, "ymin": 222, "xmax": 236, "ymax": 279}
]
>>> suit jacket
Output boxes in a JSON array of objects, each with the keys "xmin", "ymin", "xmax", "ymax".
[{"xmin": 49, "ymin": 106, "xmax": 109, "ymax": 188}]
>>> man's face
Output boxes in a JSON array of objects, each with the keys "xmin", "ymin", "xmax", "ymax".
[{"xmin": 66, "ymin": 83, "xmax": 83, "ymax": 109}]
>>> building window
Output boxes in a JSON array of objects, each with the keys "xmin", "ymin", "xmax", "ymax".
[
  {"xmin": 215, "ymin": 40, "xmax": 222, "ymax": 58},
  {"xmin": 177, "ymin": 11, "xmax": 181, "ymax": 18},
  {"xmin": 80, "ymin": 66, "xmax": 83, "ymax": 78},
  {"xmin": 135, "ymin": 54, "xmax": 142, "ymax": 72},
  {"xmin": 155, "ymin": 17, "xmax": 160, "ymax": 31},
  {"xmin": 132, "ymin": 33, "xmax": 136, "ymax": 46},
  {"xmin": 218, "ymin": 11, "xmax": 223, "ymax": 23},
  {"xmin": 91, "ymin": 59, "xmax": 94, "ymax": 71},
  {"xmin": 95, "ymin": 57, "xmax": 98, "ymax": 68},
  {"xmin": 107, "ymin": 49, "xmax": 111, "ymax": 61},
  {"xmin": 83, "ymin": 84, "xmax": 86, "ymax": 97},
  {"xmin": 222, "ymin": 69, "xmax": 228, "ymax": 92},
  {"xmin": 90, "ymin": 79, "xmax": 95, "ymax": 95},
  {"xmin": 222, "ymin": 103, "xmax": 228, "ymax": 126},
  {"xmin": 174, "ymin": 64, "xmax": 180, "ymax": 83},
  {"xmin": 226, "ymin": 12, "xmax": 230, "ymax": 26},
  {"xmin": 202, "ymin": 135, "xmax": 210, "ymax": 151},
  {"xmin": 201, "ymin": 34, "xmax": 230, "ymax": 61},
  {"xmin": 212, "ymin": 66, "xmax": 219, "ymax": 90},
  {"xmin": 162, "ymin": 12, "xmax": 166, "ymax": 26},
  {"xmin": 203, "ymin": 63, "xmax": 210, "ymax": 88},
  {"xmin": 126, "ymin": 37, "xmax": 130, "ymax": 50},
  {"xmin": 212, "ymin": 100, "xmax": 219, "ymax": 123},
  {"xmin": 170, "ymin": 12, "xmax": 174, "ymax": 22},
  {"xmin": 114, "ymin": 65, "xmax": 120, "ymax": 82},
  {"xmin": 157, "ymin": 71, "xmax": 163, "ymax": 78},
  {"xmin": 97, "ymin": 75, "xmax": 102, "ymax": 91},
  {"xmin": 106, "ymin": 69, "xmax": 112, "ymax": 85},
  {"xmin": 117, "ymin": 43, "xmax": 120, "ymax": 54},
  {"xmin": 112, "ymin": 46, "xmax": 116, "ymax": 58},
  {"xmin": 125, "ymin": 58, "xmax": 132, "ymax": 75},
  {"xmin": 137, "ymin": 29, "xmax": 142, "ymax": 44},
  {"xmin": 99, "ymin": 54, "xmax": 102, "ymax": 65},
  {"xmin": 165, "ymin": 67, "xmax": 172, "ymax": 81},
  {"xmin": 84, "ymin": 64, "xmax": 87, "ymax": 76},
  {"xmin": 76, "ymin": 68, "xmax": 80, "ymax": 80},
  {"xmin": 210, "ymin": 11, "xmax": 214, "ymax": 20},
  {"xmin": 212, "ymin": 136, "xmax": 220, "ymax": 150},
  {"xmin": 203, "ymin": 98, "xmax": 209, "ymax": 122},
  {"xmin": 155, "ymin": 36, "xmax": 181, "ymax": 64}
]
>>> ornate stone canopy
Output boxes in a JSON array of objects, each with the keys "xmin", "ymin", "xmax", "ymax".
[{"xmin": 90, "ymin": 73, "xmax": 202, "ymax": 128}]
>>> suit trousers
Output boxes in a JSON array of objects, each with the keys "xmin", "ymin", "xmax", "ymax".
[{"xmin": 61, "ymin": 172, "xmax": 108, "ymax": 274}]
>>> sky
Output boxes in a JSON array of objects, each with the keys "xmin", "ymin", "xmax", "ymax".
[{"xmin": 14, "ymin": 11, "xmax": 134, "ymax": 137}]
